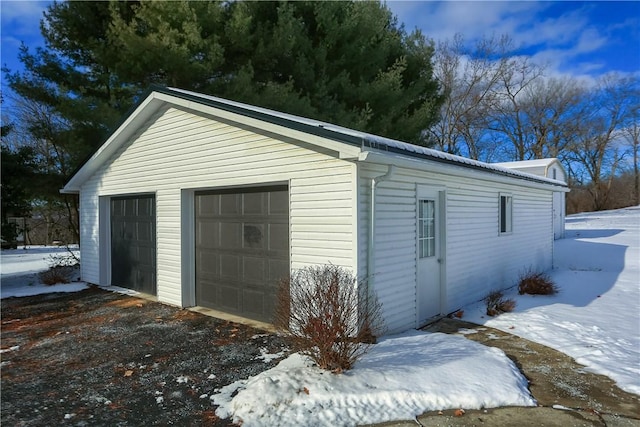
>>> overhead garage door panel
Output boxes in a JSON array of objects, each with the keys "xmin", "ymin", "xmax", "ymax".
[
  {"xmin": 195, "ymin": 186, "xmax": 289, "ymax": 323},
  {"xmin": 111, "ymin": 195, "xmax": 156, "ymax": 295}
]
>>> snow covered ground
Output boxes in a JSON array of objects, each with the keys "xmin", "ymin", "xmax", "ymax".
[
  {"xmin": 0, "ymin": 246, "xmax": 87, "ymax": 298},
  {"xmin": 213, "ymin": 333, "xmax": 534, "ymax": 426},
  {"xmin": 464, "ymin": 206, "xmax": 640, "ymax": 396},
  {"xmin": 1, "ymin": 207, "xmax": 638, "ymax": 426}
]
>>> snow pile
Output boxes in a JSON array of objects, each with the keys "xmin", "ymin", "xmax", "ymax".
[
  {"xmin": 212, "ymin": 331, "xmax": 535, "ymax": 427},
  {"xmin": 465, "ymin": 206, "xmax": 640, "ymax": 395}
]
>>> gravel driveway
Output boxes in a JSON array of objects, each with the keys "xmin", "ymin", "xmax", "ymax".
[{"xmin": 1, "ymin": 286, "xmax": 289, "ymax": 426}]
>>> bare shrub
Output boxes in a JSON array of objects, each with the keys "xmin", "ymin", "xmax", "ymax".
[
  {"xmin": 274, "ymin": 265, "xmax": 384, "ymax": 372},
  {"xmin": 485, "ymin": 290, "xmax": 516, "ymax": 316},
  {"xmin": 39, "ymin": 266, "xmax": 75, "ymax": 285},
  {"xmin": 38, "ymin": 250, "xmax": 80, "ymax": 285},
  {"xmin": 518, "ymin": 269, "xmax": 558, "ymax": 295}
]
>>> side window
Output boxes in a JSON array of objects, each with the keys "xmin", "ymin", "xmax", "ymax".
[
  {"xmin": 499, "ymin": 194, "xmax": 512, "ymax": 234},
  {"xmin": 418, "ymin": 199, "xmax": 435, "ymax": 258},
  {"xmin": 552, "ymin": 168, "xmax": 557, "ymax": 180}
]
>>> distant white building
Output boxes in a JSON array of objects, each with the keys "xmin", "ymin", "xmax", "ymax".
[
  {"xmin": 494, "ymin": 159, "xmax": 567, "ymax": 240},
  {"xmin": 62, "ymin": 87, "xmax": 569, "ymax": 333}
]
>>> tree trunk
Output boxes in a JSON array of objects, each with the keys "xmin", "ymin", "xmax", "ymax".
[{"xmin": 634, "ymin": 139, "xmax": 639, "ymax": 205}]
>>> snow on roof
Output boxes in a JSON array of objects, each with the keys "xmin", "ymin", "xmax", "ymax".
[
  {"xmin": 494, "ymin": 159, "xmax": 559, "ymax": 169},
  {"xmin": 165, "ymin": 87, "xmax": 567, "ymax": 188}
]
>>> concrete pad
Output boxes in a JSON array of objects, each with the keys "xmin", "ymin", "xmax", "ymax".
[{"xmin": 364, "ymin": 407, "xmax": 609, "ymax": 427}]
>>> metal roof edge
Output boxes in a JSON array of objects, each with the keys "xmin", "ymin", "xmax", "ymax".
[
  {"xmin": 360, "ymin": 149, "xmax": 569, "ymax": 190},
  {"xmin": 154, "ymin": 86, "xmax": 364, "ymax": 147},
  {"xmin": 158, "ymin": 87, "xmax": 567, "ymax": 188}
]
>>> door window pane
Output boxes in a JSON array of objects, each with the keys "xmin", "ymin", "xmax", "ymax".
[{"xmin": 418, "ymin": 200, "xmax": 435, "ymax": 258}]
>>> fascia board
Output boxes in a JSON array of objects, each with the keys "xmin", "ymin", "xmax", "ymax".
[{"xmin": 359, "ymin": 151, "xmax": 570, "ymax": 193}]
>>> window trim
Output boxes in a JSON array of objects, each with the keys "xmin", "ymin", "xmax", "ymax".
[{"xmin": 499, "ymin": 193, "xmax": 513, "ymax": 235}]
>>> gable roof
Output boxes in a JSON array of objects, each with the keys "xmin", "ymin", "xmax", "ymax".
[
  {"xmin": 62, "ymin": 86, "xmax": 568, "ymax": 193},
  {"xmin": 494, "ymin": 158, "xmax": 562, "ymax": 169},
  {"xmin": 494, "ymin": 158, "xmax": 567, "ymax": 182}
]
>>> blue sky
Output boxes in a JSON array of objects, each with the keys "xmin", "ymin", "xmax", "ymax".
[
  {"xmin": 386, "ymin": 1, "xmax": 639, "ymax": 79},
  {"xmin": 1, "ymin": 1, "xmax": 639, "ymax": 87}
]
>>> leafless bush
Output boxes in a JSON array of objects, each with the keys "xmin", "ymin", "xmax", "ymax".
[
  {"xmin": 518, "ymin": 269, "xmax": 558, "ymax": 295},
  {"xmin": 274, "ymin": 265, "xmax": 384, "ymax": 372},
  {"xmin": 39, "ymin": 266, "xmax": 76, "ymax": 285},
  {"xmin": 38, "ymin": 250, "xmax": 80, "ymax": 285},
  {"xmin": 485, "ymin": 290, "xmax": 516, "ymax": 316}
]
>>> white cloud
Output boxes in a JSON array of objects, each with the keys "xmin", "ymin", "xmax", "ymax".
[
  {"xmin": 1, "ymin": 35, "xmax": 25, "ymax": 50},
  {"xmin": 527, "ymin": 25, "xmax": 610, "ymax": 80},
  {"xmin": 514, "ymin": 7, "xmax": 590, "ymax": 49},
  {"xmin": 0, "ymin": 0, "xmax": 48, "ymax": 37},
  {"xmin": 574, "ymin": 28, "xmax": 609, "ymax": 54},
  {"xmin": 1, "ymin": 0, "xmax": 48, "ymax": 22},
  {"xmin": 386, "ymin": 1, "xmax": 630, "ymax": 79},
  {"xmin": 388, "ymin": 1, "xmax": 545, "ymax": 42}
]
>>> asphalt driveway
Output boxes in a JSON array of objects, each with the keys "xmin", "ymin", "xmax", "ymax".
[
  {"xmin": 3, "ymin": 287, "xmax": 639, "ymax": 427},
  {"xmin": 1, "ymin": 286, "xmax": 288, "ymax": 426}
]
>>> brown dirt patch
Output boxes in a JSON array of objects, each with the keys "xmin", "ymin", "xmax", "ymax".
[
  {"xmin": 1, "ymin": 286, "xmax": 289, "ymax": 426},
  {"xmin": 423, "ymin": 318, "xmax": 640, "ymax": 419}
]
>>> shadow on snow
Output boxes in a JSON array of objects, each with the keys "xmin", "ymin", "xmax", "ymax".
[{"xmin": 514, "ymin": 230, "xmax": 628, "ymax": 310}]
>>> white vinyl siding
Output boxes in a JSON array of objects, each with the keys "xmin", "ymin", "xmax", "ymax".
[
  {"xmin": 359, "ymin": 163, "xmax": 553, "ymax": 333},
  {"xmin": 358, "ymin": 169, "xmax": 417, "ymax": 333},
  {"xmin": 79, "ymin": 105, "xmax": 356, "ymax": 307},
  {"xmin": 447, "ymin": 185, "xmax": 551, "ymax": 307},
  {"xmin": 548, "ymin": 164, "xmax": 567, "ymax": 183},
  {"xmin": 79, "ymin": 191, "xmax": 100, "ymax": 283}
]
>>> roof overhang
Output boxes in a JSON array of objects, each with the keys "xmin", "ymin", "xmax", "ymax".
[
  {"xmin": 62, "ymin": 85, "xmax": 569, "ymax": 194},
  {"xmin": 61, "ymin": 87, "xmax": 362, "ymax": 194},
  {"xmin": 358, "ymin": 151, "xmax": 570, "ymax": 192}
]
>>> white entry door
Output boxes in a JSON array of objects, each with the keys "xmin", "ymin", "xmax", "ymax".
[{"xmin": 416, "ymin": 186, "xmax": 444, "ymax": 326}]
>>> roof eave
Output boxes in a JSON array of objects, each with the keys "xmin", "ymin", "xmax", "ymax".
[
  {"xmin": 61, "ymin": 85, "xmax": 569, "ymax": 194},
  {"xmin": 359, "ymin": 150, "xmax": 569, "ymax": 191}
]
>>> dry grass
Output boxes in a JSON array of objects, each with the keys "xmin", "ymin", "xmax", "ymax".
[
  {"xmin": 485, "ymin": 290, "xmax": 516, "ymax": 316},
  {"xmin": 38, "ymin": 266, "xmax": 75, "ymax": 285},
  {"xmin": 518, "ymin": 269, "xmax": 558, "ymax": 295},
  {"xmin": 38, "ymin": 251, "xmax": 80, "ymax": 286}
]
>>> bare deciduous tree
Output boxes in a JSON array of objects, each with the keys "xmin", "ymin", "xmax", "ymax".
[
  {"xmin": 520, "ymin": 77, "xmax": 586, "ymax": 160},
  {"xmin": 566, "ymin": 74, "xmax": 638, "ymax": 210},
  {"xmin": 489, "ymin": 56, "xmax": 545, "ymax": 161},
  {"xmin": 621, "ymin": 100, "xmax": 640, "ymax": 206},
  {"xmin": 8, "ymin": 95, "xmax": 80, "ymax": 244},
  {"xmin": 430, "ymin": 34, "xmax": 514, "ymax": 160},
  {"xmin": 430, "ymin": 34, "xmax": 639, "ymax": 213}
]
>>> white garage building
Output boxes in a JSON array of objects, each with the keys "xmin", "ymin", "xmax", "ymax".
[{"xmin": 62, "ymin": 87, "xmax": 569, "ymax": 333}]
